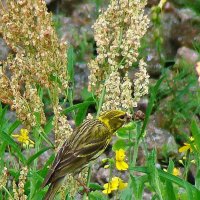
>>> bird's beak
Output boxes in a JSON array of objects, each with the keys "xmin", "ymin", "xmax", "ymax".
[{"xmin": 125, "ymin": 113, "xmax": 132, "ymax": 123}]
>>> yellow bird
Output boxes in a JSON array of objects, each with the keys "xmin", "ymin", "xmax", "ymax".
[{"xmin": 42, "ymin": 110, "xmax": 131, "ymax": 200}]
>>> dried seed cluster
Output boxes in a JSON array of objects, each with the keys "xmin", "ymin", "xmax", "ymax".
[
  {"xmin": 132, "ymin": 59, "xmax": 149, "ymax": 107},
  {"xmin": 88, "ymin": 0, "xmax": 150, "ymax": 111},
  {"xmin": 0, "ymin": 0, "xmax": 69, "ymax": 127},
  {"xmin": 53, "ymin": 105, "xmax": 73, "ymax": 151},
  {"xmin": 0, "ymin": 167, "xmax": 8, "ymax": 190},
  {"xmin": 13, "ymin": 166, "xmax": 28, "ymax": 200}
]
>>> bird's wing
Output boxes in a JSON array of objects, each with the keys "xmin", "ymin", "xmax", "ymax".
[
  {"xmin": 42, "ymin": 120, "xmax": 110, "ymax": 186},
  {"xmin": 73, "ymin": 119, "xmax": 111, "ymax": 157},
  {"xmin": 41, "ymin": 140, "xmax": 70, "ymax": 188}
]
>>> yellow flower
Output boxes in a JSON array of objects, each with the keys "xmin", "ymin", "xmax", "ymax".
[
  {"xmin": 115, "ymin": 149, "xmax": 128, "ymax": 170},
  {"xmin": 104, "ymin": 164, "xmax": 110, "ymax": 169},
  {"xmin": 102, "ymin": 177, "xmax": 127, "ymax": 194},
  {"xmin": 118, "ymin": 178, "xmax": 128, "ymax": 190},
  {"xmin": 179, "ymin": 137, "xmax": 194, "ymax": 153},
  {"xmin": 102, "ymin": 177, "xmax": 119, "ymax": 194},
  {"xmin": 163, "ymin": 167, "xmax": 181, "ymax": 176},
  {"xmin": 173, "ymin": 168, "xmax": 181, "ymax": 176},
  {"xmin": 12, "ymin": 129, "xmax": 34, "ymax": 147},
  {"xmin": 178, "ymin": 143, "xmax": 192, "ymax": 153}
]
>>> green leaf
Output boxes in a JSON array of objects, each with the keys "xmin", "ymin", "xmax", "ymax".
[
  {"xmin": 0, "ymin": 142, "xmax": 6, "ymax": 167},
  {"xmin": 8, "ymin": 169, "xmax": 20, "ymax": 179},
  {"xmin": 62, "ymin": 101, "xmax": 95, "ymax": 115},
  {"xmin": 29, "ymin": 170, "xmax": 46, "ymax": 199},
  {"xmin": 120, "ymin": 187, "xmax": 133, "ymax": 200},
  {"xmin": 165, "ymin": 160, "xmax": 176, "ymax": 200},
  {"xmin": 130, "ymin": 175, "xmax": 139, "ymax": 199},
  {"xmin": 137, "ymin": 175, "xmax": 148, "ymax": 200},
  {"xmin": 34, "ymin": 112, "xmax": 41, "ymax": 125},
  {"xmin": 0, "ymin": 104, "xmax": 8, "ymax": 120},
  {"xmin": 0, "ymin": 131, "xmax": 27, "ymax": 164},
  {"xmin": 27, "ymin": 147, "xmax": 52, "ymax": 166},
  {"xmin": 75, "ymin": 104, "xmax": 89, "ymax": 126},
  {"xmin": 147, "ymin": 150, "xmax": 163, "ymax": 200},
  {"xmin": 112, "ymin": 139, "xmax": 127, "ymax": 151},
  {"xmin": 0, "ymin": 105, "xmax": 8, "ymax": 130},
  {"xmin": 44, "ymin": 117, "xmax": 53, "ymax": 134},
  {"xmin": 120, "ymin": 121, "xmax": 136, "ymax": 130},
  {"xmin": 38, "ymin": 155, "xmax": 55, "ymax": 177},
  {"xmin": 89, "ymin": 183, "xmax": 104, "ymax": 190},
  {"xmin": 8, "ymin": 120, "xmax": 21, "ymax": 135},
  {"xmin": 117, "ymin": 130, "xmax": 136, "ymax": 140},
  {"xmin": 89, "ymin": 191, "xmax": 107, "ymax": 200},
  {"xmin": 167, "ymin": 159, "xmax": 174, "ymax": 174},
  {"xmin": 81, "ymin": 87, "xmax": 93, "ymax": 100},
  {"xmin": 131, "ymin": 166, "xmax": 200, "ymax": 197},
  {"xmin": 30, "ymin": 170, "xmax": 44, "ymax": 183},
  {"xmin": 191, "ymin": 119, "xmax": 200, "ymax": 152},
  {"xmin": 116, "ymin": 130, "xmax": 130, "ymax": 139},
  {"xmin": 67, "ymin": 46, "xmax": 75, "ymax": 81},
  {"xmin": 130, "ymin": 175, "xmax": 148, "ymax": 200}
]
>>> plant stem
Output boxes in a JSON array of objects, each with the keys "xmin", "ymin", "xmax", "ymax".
[
  {"xmin": 128, "ymin": 130, "xmax": 132, "ymax": 163},
  {"xmin": 96, "ymin": 86, "xmax": 106, "ymax": 117},
  {"xmin": 68, "ymin": 88, "xmax": 76, "ymax": 120},
  {"xmin": 39, "ymin": 128, "xmax": 54, "ymax": 148},
  {"xmin": 83, "ymin": 164, "xmax": 92, "ymax": 200},
  {"xmin": 3, "ymin": 186, "xmax": 14, "ymax": 200},
  {"xmin": 132, "ymin": 139, "xmax": 139, "ymax": 168}
]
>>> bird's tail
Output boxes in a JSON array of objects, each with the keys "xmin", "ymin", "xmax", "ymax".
[{"xmin": 43, "ymin": 178, "xmax": 64, "ymax": 200}]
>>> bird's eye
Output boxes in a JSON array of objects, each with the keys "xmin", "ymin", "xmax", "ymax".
[{"xmin": 119, "ymin": 115, "xmax": 125, "ymax": 120}]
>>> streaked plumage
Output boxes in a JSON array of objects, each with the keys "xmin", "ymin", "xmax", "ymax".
[{"xmin": 42, "ymin": 110, "xmax": 130, "ymax": 200}]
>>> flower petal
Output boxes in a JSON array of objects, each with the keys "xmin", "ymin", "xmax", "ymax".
[
  {"xmin": 29, "ymin": 139, "xmax": 35, "ymax": 144},
  {"xmin": 116, "ymin": 149, "xmax": 126, "ymax": 161},
  {"xmin": 118, "ymin": 179, "xmax": 128, "ymax": 190},
  {"xmin": 111, "ymin": 177, "xmax": 119, "ymax": 189},
  {"xmin": 178, "ymin": 144, "xmax": 190, "ymax": 153},
  {"xmin": 102, "ymin": 187, "xmax": 112, "ymax": 194},
  {"xmin": 116, "ymin": 161, "xmax": 128, "ymax": 171},
  {"xmin": 173, "ymin": 168, "xmax": 180, "ymax": 176}
]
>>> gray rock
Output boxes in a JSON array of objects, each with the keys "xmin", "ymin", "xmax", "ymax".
[
  {"xmin": 176, "ymin": 8, "xmax": 200, "ymax": 23},
  {"xmin": 146, "ymin": 115, "xmax": 179, "ymax": 159},
  {"xmin": 176, "ymin": 46, "xmax": 199, "ymax": 64}
]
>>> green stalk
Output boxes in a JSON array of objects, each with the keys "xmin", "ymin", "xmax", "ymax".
[
  {"xmin": 96, "ymin": 86, "xmax": 106, "ymax": 117},
  {"xmin": 83, "ymin": 164, "xmax": 92, "ymax": 200},
  {"xmin": 3, "ymin": 186, "xmax": 14, "ymax": 200},
  {"xmin": 39, "ymin": 130, "xmax": 54, "ymax": 148},
  {"xmin": 128, "ymin": 130, "xmax": 132, "ymax": 163},
  {"xmin": 183, "ymin": 152, "xmax": 190, "ymax": 181},
  {"xmin": 107, "ymin": 161, "xmax": 113, "ymax": 199},
  {"xmin": 195, "ymin": 154, "xmax": 200, "ymax": 189},
  {"xmin": 141, "ymin": 138, "xmax": 148, "ymax": 159},
  {"xmin": 132, "ymin": 123, "xmax": 141, "ymax": 167},
  {"xmin": 132, "ymin": 139, "xmax": 139, "ymax": 168},
  {"xmin": 33, "ymin": 127, "xmax": 41, "ymax": 170},
  {"xmin": 68, "ymin": 87, "xmax": 76, "ymax": 120}
]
